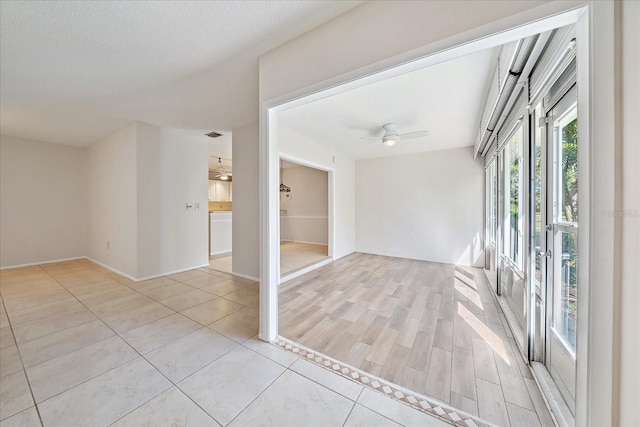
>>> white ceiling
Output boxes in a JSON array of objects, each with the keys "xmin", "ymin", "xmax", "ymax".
[
  {"xmin": 277, "ymin": 47, "xmax": 499, "ymax": 160},
  {"xmin": 0, "ymin": 0, "xmax": 363, "ymax": 147}
]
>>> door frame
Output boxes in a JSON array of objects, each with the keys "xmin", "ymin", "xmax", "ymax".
[
  {"xmin": 278, "ymin": 153, "xmax": 335, "ymax": 261},
  {"xmin": 259, "ymin": 3, "xmax": 619, "ymax": 426}
]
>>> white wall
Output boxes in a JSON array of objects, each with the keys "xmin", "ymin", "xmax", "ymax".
[
  {"xmin": 87, "ymin": 122, "xmax": 208, "ymax": 280},
  {"xmin": 0, "ymin": 135, "xmax": 87, "ymax": 268},
  {"xmin": 87, "ymin": 123, "xmax": 138, "ymax": 278},
  {"xmin": 355, "ymin": 147, "xmax": 484, "ymax": 266},
  {"xmin": 279, "ymin": 127, "xmax": 355, "ymax": 259},
  {"xmin": 280, "ymin": 164, "xmax": 328, "ymax": 245},
  {"xmin": 136, "ymin": 125, "xmax": 209, "ymax": 279},
  {"xmin": 259, "ymin": 1, "xmax": 556, "ymax": 103},
  {"xmin": 232, "ymin": 123, "xmax": 260, "ymax": 279}
]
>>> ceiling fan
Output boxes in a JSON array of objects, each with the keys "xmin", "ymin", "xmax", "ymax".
[
  {"xmin": 362, "ymin": 123, "xmax": 429, "ymax": 146},
  {"xmin": 209, "ymin": 157, "xmax": 232, "ymax": 181}
]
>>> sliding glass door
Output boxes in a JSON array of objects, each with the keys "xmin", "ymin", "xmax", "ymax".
[
  {"xmin": 483, "ymin": 27, "xmax": 579, "ymax": 416},
  {"xmin": 485, "ymin": 159, "xmax": 498, "ymax": 289},
  {"xmin": 544, "ymin": 84, "xmax": 578, "ymax": 412},
  {"xmin": 497, "ymin": 124, "xmax": 527, "ymax": 351}
]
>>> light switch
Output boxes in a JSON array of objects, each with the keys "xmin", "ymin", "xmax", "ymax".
[{"xmin": 195, "ymin": 203, "xmax": 200, "ymax": 210}]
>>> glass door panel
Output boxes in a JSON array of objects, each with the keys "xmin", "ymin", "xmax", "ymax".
[
  {"xmin": 546, "ymin": 85, "xmax": 578, "ymax": 413},
  {"xmin": 485, "ymin": 160, "xmax": 498, "ymax": 288},
  {"xmin": 552, "ymin": 229, "xmax": 578, "ymax": 351},
  {"xmin": 531, "ymin": 102, "xmax": 546, "ymax": 361},
  {"xmin": 498, "ymin": 125, "xmax": 526, "ymax": 350}
]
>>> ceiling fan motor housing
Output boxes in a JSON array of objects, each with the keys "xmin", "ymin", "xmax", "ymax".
[{"xmin": 382, "ymin": 123, "xmax": 399, "ymax": 146}]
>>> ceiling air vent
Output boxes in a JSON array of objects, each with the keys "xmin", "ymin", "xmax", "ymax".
[{"xmin": 205, "ymin": 131, "xmax": 223, "ymax": 138}]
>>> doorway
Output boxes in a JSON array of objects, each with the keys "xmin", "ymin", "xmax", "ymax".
[
  {"xmin": 279, "ymin": 158, "xmax": 332, "ymax": 280},
  {"xmin": 260, "ymin": 4, "xmax": 600, "ymax": 425},
  {"xmin": 207, "ymin": 133, "xmax": 234, "ymax": 275}
]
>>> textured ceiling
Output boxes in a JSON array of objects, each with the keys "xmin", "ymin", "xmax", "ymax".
[
  {"xmin": 0, "ymin": 0, "xmax": 363, "ymax": 146},
  {"xmin": 277, "ymin": 47, "xmax": 499, "ymax": 160}
]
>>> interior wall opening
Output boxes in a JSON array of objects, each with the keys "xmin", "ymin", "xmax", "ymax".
[
  {"xmin": 207, "ymin": 133, "xmax": 234, "ymax": 275},
  {"xmin": 278, "ymin": 158, "xmax": 331, "ymax": 280},
  {"xmin": 260, "ymin": 5, "xmax": 592, "ymax": 422},
  {"xmin": 273, "ymin": 38, "xmax": 560, "ymax": 427}
]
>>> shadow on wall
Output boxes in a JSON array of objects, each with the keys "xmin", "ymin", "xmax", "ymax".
[{"xmin": 456, "ymin": 232, "xmax": 484, "ymax": 267}]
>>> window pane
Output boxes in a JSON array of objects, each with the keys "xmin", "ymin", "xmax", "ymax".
[
  {"xmin": 553, "ymin": 230, "xmax": 578, "ymax": 352},
  {"xmin": 502, "ymin": 126, "xmax": 524, "ymax": 268},
  {"xmin": 533, "ymin": 104, "xmax": 543, "ymax": 288},
  {"xmin": 555, "ymin": 106, "xmax": 578, "ymax": 223},
  {"xmin": 490, "ymin": 161, "xmax": 497, "ymax": 243}
]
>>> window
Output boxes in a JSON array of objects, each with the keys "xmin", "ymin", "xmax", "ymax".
[
  {"xmin": 533, "ymin": 103, "xmax": 544, "ymax": 288},
  {"xmin": 502, "ymin": 125, "xmax": 524, "ymax": 269},
  {"xmin": 488, "ymin": 160, "xmax": 497, "ymax": 244}
]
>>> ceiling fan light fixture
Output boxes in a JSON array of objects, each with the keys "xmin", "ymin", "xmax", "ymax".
[
  {"xmin": 362, "ymin": 123, "xmax": 428, "ymax": 147},
  {"xmin": 220, "ymin": 173, "xmax": 229, "ymax": 180},
  {"xmin": 382, "ymin": 136, "xmax": 398, "ymax": 146}
]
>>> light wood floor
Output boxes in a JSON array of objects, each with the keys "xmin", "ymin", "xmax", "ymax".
[
  {"xmin": 208, "ymin": 242, "xmax": 329, "ymax": 278},
  {"xmin": 279, "ymin": 253, "xmax": 554, "ymax": 426}
]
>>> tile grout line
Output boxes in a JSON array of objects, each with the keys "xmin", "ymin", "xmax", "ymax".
[
  {"xmin": 221, "ymin": 367, "xmax": 290, "ymax": 426},
  {"xmin": 25, "ymin": 265, "xmax": 174, "ymax": 423},
  {"xmin": 11, "ymin": 261, "xmax": 246, "ymax": 426},
  {"xmin": 169, "ymin": 344, "xmax": 240, "ymax": 427},
  {"xmin": 339, "ymin": 399, "xmax": 358, "ymax": 427},
  {"xmin": 56, "ymin": 274, "xmax": 234, "ymax": 426},
  {"xmin": 112, "ymin": 271, "xmax": 258, "ymax": 426},
  {"xmin": 1, "ymin": 264, "xmax": 64, "ymax": 427}
]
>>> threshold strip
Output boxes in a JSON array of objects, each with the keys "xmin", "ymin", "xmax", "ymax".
[{"xmin": 273, "ymin": 337, "xmax": 495, "ymax": 427}]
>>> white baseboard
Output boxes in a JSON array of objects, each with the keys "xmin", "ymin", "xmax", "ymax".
[
  {"xmin": 229, "ymin": 271, "xmax": 259, "ymax": 282},
  {"xmin": 85, "ymin": 257, "xmax": 139, "ymax": 282},
  {"xmin": 210, "ymin": 250, "xmax": 232, "ymax": 257},
  {"xmin": 279, "ymin": 257, "xmax": 333, "ymax": 285},
  {"xmin": 0, "ymin": 256, "xmax": 86, "ymax": 270},
  {"xmin": 2, "ymin": 255, "xmax": 240, "ymax": 284},
  {"xmin": 135, "ymin": 263, "xmax": 211, "ymax": 282},
  {"xmin": 280, "ymin": 239, "xmax": 328, "ymax": 246},
  {"xmin": 87, "ymin": 258, "xmax": 210, "ymax": 283}
]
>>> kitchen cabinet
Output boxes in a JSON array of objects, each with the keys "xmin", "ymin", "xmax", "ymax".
[
  {"xmin": 210, "ymin": 211, "xmax": 232, "ymax": 255},
  {"xmin": 208, "ymin": 180, "xmax": 233, "ymax": 201}
]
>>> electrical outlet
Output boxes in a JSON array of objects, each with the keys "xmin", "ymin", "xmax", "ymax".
[{"xmin": 186, "ymin": 203, "xmax": 193, "ymax": 210}]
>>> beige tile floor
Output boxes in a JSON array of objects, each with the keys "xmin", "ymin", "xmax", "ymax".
[
  {"xmin": 280, "ymin": 242, "xmax": 330, "ymax": 277},
  {"xmin": 0, "ymin": 259, "xmax": 449, "ymax": 427},
  {"xmin": 208, "ymin": 253, "xmax": 233, "ymax": 275},
  {"xmin": 208, "ymin": 242, "xmax": 330, "ymax": 277}
]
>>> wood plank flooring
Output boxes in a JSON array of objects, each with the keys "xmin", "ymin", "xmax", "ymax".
[{"xmin": 279, "ymin": 252, "xmax": 555, "ymax": 427}]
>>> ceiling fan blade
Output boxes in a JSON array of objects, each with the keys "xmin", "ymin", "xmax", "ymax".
[
  {"xmin": 360, "ymin": 136, "xmax": 383, "ymax": 140},
  {"xmin": 399, "ymin": 131, "xmax": 429, "ymax": 140}
]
